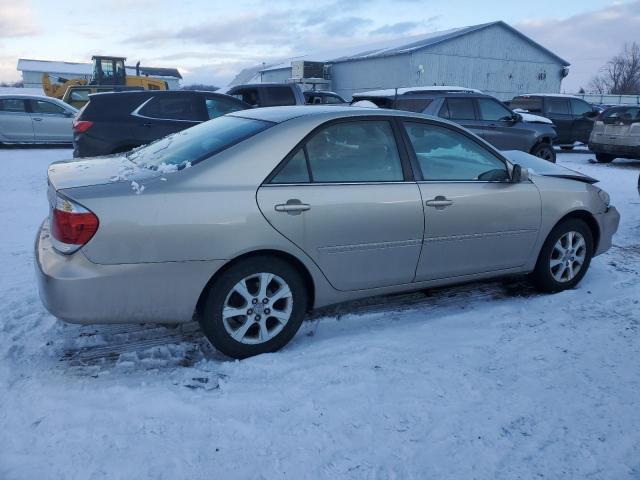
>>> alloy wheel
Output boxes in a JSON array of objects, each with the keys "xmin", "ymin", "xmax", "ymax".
[{"xmin": 549, "ymin": 231, "xmax": 587, "ymax": 283}]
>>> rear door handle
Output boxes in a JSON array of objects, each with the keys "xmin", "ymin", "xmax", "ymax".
[
  {"xmin": 275, "ymin": 199, "xmax": 310, "ymax": 215},
  {"xmin": 425, "ymin": 196, "xmax": 453, "ymax": 210}
]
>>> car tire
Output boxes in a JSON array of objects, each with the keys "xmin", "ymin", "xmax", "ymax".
[
  {"xmin": 531, "ymin": 142, "xmax": 556, "ymax": 163},
  {"xmin": 595, "ymin": 153, "xmax": 615, "ymax": 163},
  {"xmin": 560, "ymin": 145, "xmax": 574, "ymax": 151},
  {"xmin": 531, "ymin": 219, "xmax": 593, "ymax": 293},
  {"xmin": 199, "ymin": 256, "xmax": 308, "ymax": 359}
]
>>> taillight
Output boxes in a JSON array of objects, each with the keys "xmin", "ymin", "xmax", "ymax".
[
  {"xmin": 73, "ymin": 120, "xmax": 93, "ymax": 133},
  {"xmin": 50, "ymin": 194, "xmax": 99, "ymax": 254}
]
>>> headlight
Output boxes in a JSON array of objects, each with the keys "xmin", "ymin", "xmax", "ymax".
[{"xmin": 597, "ymin": 189, "xmax": 610, "ymax": 207}]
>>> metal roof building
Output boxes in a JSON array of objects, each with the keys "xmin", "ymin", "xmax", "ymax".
[
  {"xmin": 257, "ymin": 21, "xmax": 570, "ymax": 101},
  {"xmin": 17, "ymin": 59, "xmax": 183, "ymax": 90}
]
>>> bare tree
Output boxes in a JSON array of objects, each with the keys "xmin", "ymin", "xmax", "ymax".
[{"xmin": 589, "ymin": 42, "xmax": 640, "ymax": 95}]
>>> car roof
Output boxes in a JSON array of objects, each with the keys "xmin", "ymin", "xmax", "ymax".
[{"xmin": 228, "ymin": 104, "xmax": 453, "ymax": 124}]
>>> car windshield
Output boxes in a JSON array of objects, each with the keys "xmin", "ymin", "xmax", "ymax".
[{"xmin": 127, "ymin": 116, "xmax": 273, "ymax": 169}]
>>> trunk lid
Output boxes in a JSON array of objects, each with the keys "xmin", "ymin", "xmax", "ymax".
[
  {"xmin": 47, "ymin": 154, "xmax": 159, "ymax": 191},
  {"xmin": 502, "ymin": 150, "xmax": 598, "ymax": 184}
]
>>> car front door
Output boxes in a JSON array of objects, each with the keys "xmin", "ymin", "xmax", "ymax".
[
  {"xmin": 476, "ymin": 97, "xmax": 525, "ymax": 150},
  {"xmin": 438, "ymin": 97, "xmax": 485, "ymax": 138},
  {"xmin": 401, "ymin": 120, "xmax": 541, "ymax": 281},
  {"xmin": 0, "ymin": 98, "xmax": 34, "ymax": 142},
  {"xmin": 544, "ymin": 97, "xmax": 573, "ymax": 144},
  {"xmin": 29, "ymin": 100, "xmax": 74, "ymax": 142},
  {"xmin": 257, "ymin": 118, "xmax": 424, "ymax": 291},
  {"xmin": 570, "ymin": 98, "xmax": 596, "ymax": 144}
]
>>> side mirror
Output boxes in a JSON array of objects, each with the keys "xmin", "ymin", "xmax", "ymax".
[
  {"xmin": 511, "ymin": 112, "xmax": 522, "ymax": 123},
  {"xmin": 63, "ymin": 111, "xmax": 74, "ymax": 118},
  {"xmin": 511, "ymin": 164, "xmax": 530, "ymax": 183}
]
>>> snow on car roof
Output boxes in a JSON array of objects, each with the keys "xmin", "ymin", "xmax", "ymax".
[{"xmin": 353, "ymin": 86, "xmax": 483, "ymax": 97}]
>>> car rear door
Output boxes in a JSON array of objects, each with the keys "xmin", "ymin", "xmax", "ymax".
[
  {"xmin": 29, "ymin": 99, "xmax": 74, "ymax": 142},
  {"xmin": 476, "ymin": 97, "xmax": 526, "ymax": 150},
  {"xmin": 437, "ymin": 97, "xmax": 485, "ymax": 138},
  {"xmin": 133, "ymin": 94, "xmax": 201, "ymax": 142},
  {"xmin": 544, "ymin": 97, "xmax": 573, "ymax": 144},
  {"xmin": 569, "ymin": 98, "xmax": 596, "ymax": 144},
  {"xmin": 257, "ymin": 118, "xmax": 424, "ymax": 291},
  {"xmin": 0, "ymin": 98, "xmax": 34, "ymax": 142},
  {"xmin": 401, "ymin": 120, "xmax": 541, "ymax": 281}
]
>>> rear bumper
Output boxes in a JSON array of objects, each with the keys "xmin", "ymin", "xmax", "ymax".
[
  {"xmin": 594, "ymin": 206, "xmax": 620, "ymax": 256},
  {"xmin": 73, "ymin": 133, "xmax": 115, "ymax": 158},
  {"xmin": 35, "ymin": 219, "xmax": 225, "ymax": 324},
  {"xmin": 588, "ymin": 142, "xmax": 640, "ymax": 159}
]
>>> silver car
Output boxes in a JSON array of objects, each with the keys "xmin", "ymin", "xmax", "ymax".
[
  {"xmin": 589, "ymin": 105, "xmax": 640, "ymax": 162},
  {"xmin": 35, "ymin": 106, "xmax": 620, "ymax": 358},
  {"xmin": 0, "ymin": 94, "xmax": 77, "ymax": 144}
]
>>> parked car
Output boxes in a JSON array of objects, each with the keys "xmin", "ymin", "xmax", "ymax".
[
  {"xmin": 63, "ymin": 85, "xmax": 144, "ymax": 109},
  {"xmin": 36, "ymin": 106, "xmax": 619, "ymax": 359},
  {"xmin": 0, "ymin": 94, "xmax": 77, "ymax": 145},
  {"xmin": 588, "ymin": 105, "xmax": 640, "ymax": 163},
  {"xmin": 225, "ymin": 83, "xmax": 306, "ymax": 107},
  {"xmin": 509, "ymin": 94, "xmax": 599, "ymax": 148},
  {"xmin": 304, "ymin": 90, "xmax": 346, "ymax": 105},
  {"xmin": 72, "ymin": 90, "xmax": 249, "ymax": 157},
  {"xmin": 352, "ymin": 88, "xmax": 558, "ymax": 162}
]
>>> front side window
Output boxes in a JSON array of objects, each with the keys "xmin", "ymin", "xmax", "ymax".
[
  {"xmin": 603, "ymin": 106, "xmax": 640, "ymax": 123},
  {"xmin": 69, "ymin": 90, "xmax": 90, "ymax": 102},
  {"xmin": 323, "ymin": 95, "xmax": 344, "ymax": 104},
  {"xmin": 262, "ymin": 87, "xmax": 296, "ymax": 107},
  {"xmin": 546, "ymin": 97, "xmax": 570, "ymax": 115},
  {"xmin": 139, "ymin": 96, "xmax": 199, "ymax": 121},
  {"xmin": 0, "ymin": 99, "xmax": 26, "ymax": 112},
  {"xmin": 510, "ymin": 97, "xmax": 543, "ymax": 113},
  {"xmin": 231, "ymin": 89, "xmax": 259, "ymax": 107},
  {"xmin": 204, "ymin": 97, "xmax": 245, "ymax": 119},
  {"xmin": 439, "ymin": 98, "xmax": 476, "ymax": 120},
  {"xmin": 404, "ymin": 122, "xmax": 508, "ymax": 181},
  {"xmin": 570, "ymin": 98, "xmax": 592, "ymax": 116},
  {"xmin": 477, "ymin": 98, "xmax": 513, "ymax": 121},
  {"xmin": 32, "ymin": 100, "xmax": 66, "ymax": 115},
  {"xmin": 272, "ymin": 120, "xmax": 404, "ymax": 183},
  {"xmin": 128, "ymin": 116, "xmax": 273, "ymax": 169}
]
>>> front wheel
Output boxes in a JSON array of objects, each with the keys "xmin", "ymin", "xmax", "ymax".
[
  {"xmin": 531, "ymin": 142, "xmax": 556, "ymax": 163},
  {"xmin": 531, "ymin": 219, "xmax": 593, "ymax": 293},
  {"xmin": 199, "ymin": 256, "xmax": 308, "ymax": 359}
]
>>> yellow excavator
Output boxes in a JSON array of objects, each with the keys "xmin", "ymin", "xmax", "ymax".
[{"xmin": 42, "ymin": 56, "xmax": 167, "ymax": 101}]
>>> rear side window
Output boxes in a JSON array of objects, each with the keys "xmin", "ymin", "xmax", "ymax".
[
  {"xmin": 230, "ymin": 88, "xmax": 260, "ymax": 107},
  {"xmin": 139, "ymin": 96, "xmax": 199, "ymax": 121},
  {"xmin": 69, "ymin": 90, "xmax": 90, "ymax": 102},
  {"xmin": 404, "ymin": 121, "xmax": 508, "ymax": 181},
  {"xmin": 395, "ymin": 98, "xmax": 433, "ymax": 113},
  {"xmin": 31, "ymin": 100, "xmax": 66, "ymax": 115},
  {"xmin": 0, "ymin": 99, "xmax": 26, "ymax": 112},
  {"xmin": 272, "ymin": 120, "xmax": 404, "ymax": 183},
  {"xmin": 128, "ymin": 116, "xmax": 273, "ymax": 168},
  {"xmin": 546, "ymin": 98, "xmax": 570, "ymax": 115},
  {"xmin": 271, "ymin": 150, "xmax": 310, "ymax": 183},
  {"xmin": 439, "ymin": 98, "xmax": 476, "ymax": 120},
  {"xmin": 261, "ymin": 87, "xmax": 296, "ymax": 107},
  {"xmin": 510, "ymin": 97, "xmax": 543, "ymax": 113},
  {"xmin": 324, "ymin": 95, "xmax": 344, "ymax": 104},
  {"xmin": 603, "ymin": 107, "xmax": 640, "ymax": 123},
  {"xmin": 477, "ymin": 98, "xmax": 513, "ymax": 121},
  {"xmin": 204, "ymin": 97, "xmax": 246, "ymax": 119}
]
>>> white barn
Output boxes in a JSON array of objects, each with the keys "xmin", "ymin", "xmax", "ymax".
[
  {"xmin": 255, "ymin": 21, "xmax": 570, "ymax": 101},
  {"xmin": 17, "ymin": 59, "xmax": 183, "ymax": 90}
]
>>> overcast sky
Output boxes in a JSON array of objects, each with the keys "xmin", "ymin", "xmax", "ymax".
[{"xmin": 1, "ymin": 0, "xmax": 638, "ymax": 92}]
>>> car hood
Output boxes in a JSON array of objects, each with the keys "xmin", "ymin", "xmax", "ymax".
[
  {"xmin": 47, "ymin": 154, "xmax": 159, "ymax": 190},
  {"xmin": 502, "ymin": 150, "xmax": 598, "ymax": 184},
  {"xmin": 513, "ymin": 109, "xmax": 554, "ymax": 125}
]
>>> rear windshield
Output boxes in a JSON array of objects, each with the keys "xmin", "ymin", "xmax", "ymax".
[
  {"xmin": 127, "ymin": 116, "xmax": 273, "ymax": 169},
  {"xmin": 603, "ymin": 106, "xmax": 640, "ymax": 124},
  {"xmin": 510, "ymin": 97, "xmax": 543, "ymax": 113}
]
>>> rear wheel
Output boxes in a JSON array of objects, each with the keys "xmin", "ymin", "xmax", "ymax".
[
  {"xmin": 595, "ymin": 153, "xmax": 615, "ymax": 163},
  {"xmin": 531, "ymin": 219, "xmax": 593, "ymax": 293},
  {"xmin": 531, "ymin": 142, "xmax": 556, "ymax": 163},
  {"xmin": 199, "ymin": 256, "xmax": 308, "ymax": 359}
]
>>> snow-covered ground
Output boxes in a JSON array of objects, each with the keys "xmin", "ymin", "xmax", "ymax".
[{"xmin": 0, "ymin": 146, "xmax": 639, "ymax": 479}]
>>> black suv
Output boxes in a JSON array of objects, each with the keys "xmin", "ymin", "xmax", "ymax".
[
  {"xmin": 353, "ymin": 89, "xmax": 558, "ymax": 162},
  {"xmin": 73, "ymin": 90, "xmax": 249, "ymax": 157},
  {"xmin": 509, "ymin": 94, "xmax": 598, "ymax": 148},
  {"xmin": 225, "ymin": 83, "xmax": 306, "ymax": 107}
]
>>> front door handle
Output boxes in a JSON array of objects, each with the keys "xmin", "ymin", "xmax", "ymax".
[
  {"xmin": 274, "ymin": 199, "xmax": 310, "ymax": 215},
  {"xmin": 425, "ymin": 196, "xmax": 453, "ymax": 210},
  {"xmin": 33, "ymin": 117, "xmax": 43, "ymax": 122}
]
